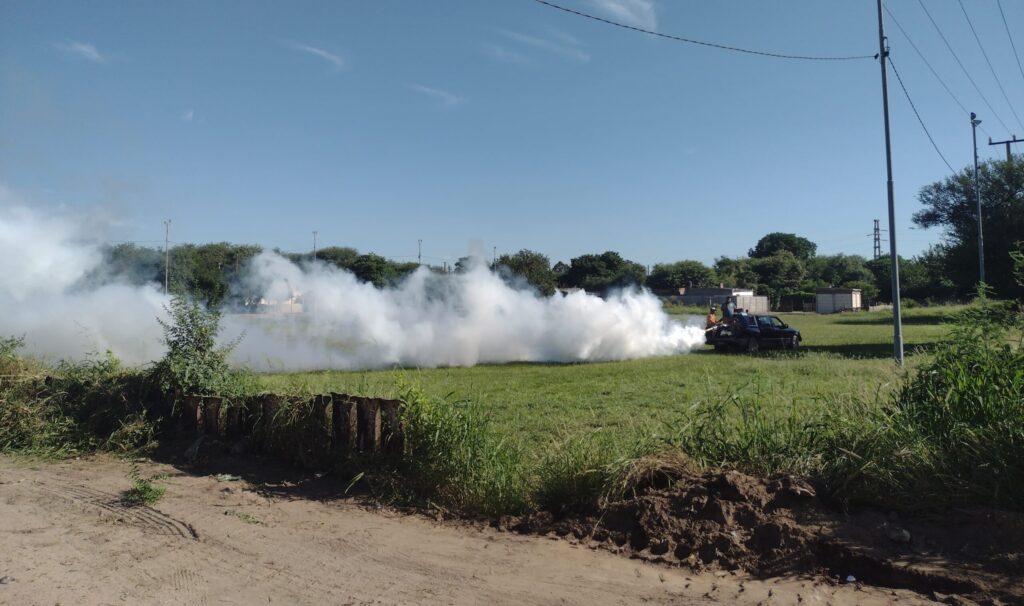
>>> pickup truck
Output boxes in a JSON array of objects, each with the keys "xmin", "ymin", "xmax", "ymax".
[{"xmin": 705, "ymin": 312, "xmax": 802, "ymax": 353}]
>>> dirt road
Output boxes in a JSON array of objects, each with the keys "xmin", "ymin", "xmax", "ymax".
[{"xmin": 0, "ymin": 456, "xmax": 937, "ymax": 605}]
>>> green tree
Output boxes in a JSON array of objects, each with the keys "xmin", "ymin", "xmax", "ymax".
[
  {"xmin": 914, "ymin": 156, "xmax": 1024, "ymax": 298},
  {"xmin": 749, "ymin": 251, "xmax": 805, "ymax": 308},
  {"xmin": 152, "ymin": 296, "xmax": 240, "ymax": 396},
  {"xmin": 866, "ymin": 255, "xmax": 931, "ymax": 302},
  {"xmin": 749, "ymin": 233, "xmax": 817, "ymax": 261},
  {"xmin": 647, "ymin": 260, "xmax": 716, "ymax": 291},
  {"xmin": 316, "ymin": 246, "xmax": 359, "ymax": 270},
  {"xmin": 712, "ymin": 256, "xmax": 758, "ymax": 288},
  {"xmin": 495, "ymin": 249, "xmax": 557, "ymax": 296},
  {"xmin": 560, "ymin": 251, "xmax": 646, "ymax": 292}
]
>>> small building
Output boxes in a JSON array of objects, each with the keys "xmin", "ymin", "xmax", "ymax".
[
  {"xmin": 665, "ymin": 287, "xmax": 770, "ymax": 314},
  {"xmin": 815, "ymin": 288, "xmax": 862, "ymax": 314}
]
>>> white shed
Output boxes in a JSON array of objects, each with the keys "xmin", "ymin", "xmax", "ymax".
[{"xmin": 815, "ymin": 288, "xmax": 862, "ymax": 314}]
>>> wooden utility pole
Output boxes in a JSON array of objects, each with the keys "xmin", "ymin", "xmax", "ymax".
[{"xmin": 988, "ymin": 135, "xmax": 1021, "ymax": 163}]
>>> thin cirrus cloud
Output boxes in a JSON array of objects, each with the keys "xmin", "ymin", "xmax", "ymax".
[
  {"xmin": 482, "ymin": 43, "xmax": 530, "ymax": 65},
  {"xmin": 497, "ymin": 30, "xmax": 590, "ymax": 63},
  {"xmin": 52, "ymin": 40, "xmax": 106, "ymax": 63},
  {"xmin": 180, "ymin": 109, "xmax": 195, "ymax": 122},
  {"xmin": 283, "ymin": 40, "xmax": 347, "ymax": 70},
  {"xmin": 410, "ymin": 84, "xmax": 464, "ymax": 108},
  {"xmin": 588, "ymin": 0, "xmax": 657, "ymax": 29}
]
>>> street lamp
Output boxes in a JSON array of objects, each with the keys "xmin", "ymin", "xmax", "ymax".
[{"xmin": 971, "ymin": 112, "xmax": 985, "ymax": 285}]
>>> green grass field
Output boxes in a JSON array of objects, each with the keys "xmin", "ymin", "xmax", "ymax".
[{"xmin": 258, "ymin": 306, "xmax": 963, "ymax": 446}]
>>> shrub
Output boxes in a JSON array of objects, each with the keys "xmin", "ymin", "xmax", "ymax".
[{"xmin": 151, "ymin": 296, "xmax": 246, "ymax": 396}]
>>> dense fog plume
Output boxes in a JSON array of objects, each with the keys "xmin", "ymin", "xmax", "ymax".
[
  {"xmin": 0, "ymin": 201, "xmax": 168, "ymax": 364},
  {"xmin": 1, "ymin": 196, "xmax": 705, "ymax": 370},
  {"xmin": 225, "ymin": 252, "xmax": 707, "ymax": 371}
]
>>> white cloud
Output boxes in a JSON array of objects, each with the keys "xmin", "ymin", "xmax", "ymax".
[
  {"xmin": 53, "ymin": 40, "xmax": 106, "ymax": 63},
  {"xmin": 410, "ymin": 84, "xmax": 463, "ymax": 108},
  {"xmin": 180, "ymin": 109, "xmax": 194, "ymax": 122},
  {"xmin": 588, "ymin": 0, "xmax": 657, "ymax": 29},
  {"xmin": 498, "ymin": 30, "xmax": 590, "ymax": 63},
  {"xmin": 483, "ymin": 43, "xmax": 530, "ymax": 65},
  {"xmin": 284, "ymin": 40, "xmax": 347, "ymax": 70}
]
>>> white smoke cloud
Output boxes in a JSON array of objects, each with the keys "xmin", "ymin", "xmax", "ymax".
[
  {"xmin": 224, "ymin": 251, "xmax": 706, "ymax": 371},
  {"xmin": 0, "ymin": 193, "xmax": 705, "ymax": 370},
  {"xmin": 0, "ymin": 196, "xmax": 168, "ymax": 364}
]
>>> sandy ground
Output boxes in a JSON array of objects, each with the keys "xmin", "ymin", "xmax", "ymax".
[{"xmin": 0, "ymin": 455, "xmax": 940, "ymax": 606}]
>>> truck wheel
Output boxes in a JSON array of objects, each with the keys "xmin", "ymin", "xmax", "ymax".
[
  {"xmin": 788, "ymin": 336, "xmax": 800, "ymax": 350},
  {"xmin": 746, "ymin": 338, "xmax": 759, "ymax": 353}
]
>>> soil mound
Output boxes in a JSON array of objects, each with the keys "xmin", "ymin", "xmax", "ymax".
[{"xmin": 499, "ymin": 470, "xmax": 1024, "ymax": 605}]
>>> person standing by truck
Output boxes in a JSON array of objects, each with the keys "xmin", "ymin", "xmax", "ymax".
[
  {"xmin": 706, "ymin": 305, "xmax": 717, "ymax": 328},
  {"xmin": 723, "ymin": 296, "xmax": 736, "ymax": 320}
]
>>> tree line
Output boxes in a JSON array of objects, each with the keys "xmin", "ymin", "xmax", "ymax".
[{"xmin": 98, "ymin": 156, "xmax": 1022, "ymax": 307}]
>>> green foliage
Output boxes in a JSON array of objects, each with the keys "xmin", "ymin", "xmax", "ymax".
[
  {"xmin": 560, "ymin": 251, "xmax": 646, "ymax": 292},
  {"xmin": 1, "ymin": 349, "xmax": 161, "ymax": 457},
  {"xmin": 749, "ymin": 251, "xmax": 805, "ymax": 307},
  {"xmin": 495, "ymin": 249, "xmax": 557, "ymax": 296},
  {"xmin": 123, "ymin": 465, "xmax": 165, "ymax": 506},
  {"xmin": 316, "ymin": 246, "xmax": 360, "ymax": 269},
  {"xmin": 866, "ymin": 255, "xmax": 933, "ymax": 302},
  {"xmin": 749, "ymin": 232, "xmax": 817, "ymax": 261},
  {"xmin": 152, "ymin": 296, "xmax": 243, "ymax": 396},
  {"xmin": 914, "ymin": 155, "xmax": 1024, "ymax": 299},
  {"xmin": 397, "ymin": 386, "xmax": 529, "ymax": 515},
  {"xmin": 713, "ymin": 256, "xmax": 759, "ymax": 288},
  {"xmin": 647, "ymin": 260, "xmax": 716, "ymax": 291}
]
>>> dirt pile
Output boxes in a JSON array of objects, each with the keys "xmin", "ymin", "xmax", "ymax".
[{"xmin": 499, "ymin": 469, "xmax": 1024, "ymax": 605}]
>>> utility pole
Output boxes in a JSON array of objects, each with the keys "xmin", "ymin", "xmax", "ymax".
[
  {"xmin": 988, "ymin": 134, "xmax": 1021, "ymax": 163},
  {"xmin": 972, "ymin": 113, "xmax": 985, "ymax": 285},
  {"xmin": 163, "ymin": 219, "xmax": 171, "ymax": 295},
  {"xmin": 876, "ymin": 0, "xmax": 904, "ymax": 366},
  {"xmin": 418, "ymin": 239, "xmax": 422, "ymax": 265},
  {"xmin": 312, "ymin": 230, "xmax": 318, "ymax": 263},
  {"xmin": 493, "ymin": 246, "xmax": 497, "ymax": 266}
]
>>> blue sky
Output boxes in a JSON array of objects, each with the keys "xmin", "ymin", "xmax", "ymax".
[{"xmin": 2, "ymin": 0, "xmax": 1023, "ymax": 269}]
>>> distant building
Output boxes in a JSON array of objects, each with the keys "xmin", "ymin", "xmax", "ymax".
[
  {"xmin": 665, "ymin": 287, "xmax": 769, "ymax": 314},
  {"xmin": 815, "ymin": 288, "xmax": 862, "ymax": 314}
]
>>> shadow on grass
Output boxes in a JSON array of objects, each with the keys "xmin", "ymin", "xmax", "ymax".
[
  {"xmin": 834, "ymin": 313, "xmax": 952, "ymax": 326},
  {"xmin": 800, "ymin": 342, "xmax": 941, "ymax": 358}
]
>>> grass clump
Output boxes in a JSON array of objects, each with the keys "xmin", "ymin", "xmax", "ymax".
[{"xmin": 122, "ymin": 464, "xmax": 166, "ymax": 506}]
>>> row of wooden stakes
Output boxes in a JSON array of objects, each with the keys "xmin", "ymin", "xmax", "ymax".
[{"xmin": 178, "ymin": 393, "xmax": 406, "ymax": 456}]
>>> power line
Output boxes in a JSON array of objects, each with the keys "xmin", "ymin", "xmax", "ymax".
[
  {"xmin": 997, "ymin": 0, "xmax": 1024, "ymax": 91},
  {"xmin": 957, "ymin": 0, "xmax": 1024, "ymax": 132},
  {"xmin": 916, "ymin": 0, "xmax": 1012, "ymax": 134},
  {"xmin": 888, "ymin": 56, "xmax": 956, "ymax": 174},
  {"xmin": 882, "ymin": 3, "xmax": 989, "ymax": 137},
  {"xmin": 531, "ymin": 0, "xmax": 875, "ymax": 61}
]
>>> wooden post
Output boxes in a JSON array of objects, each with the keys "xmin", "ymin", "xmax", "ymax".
[
  {"xmin": 356, "ymin": 397, "xmax": 381, "ymax": 453},
  {"xmin": 379, "ymin": 399, "xmax": 404, "ymax": 455},
  {"xmin": 331, "ymin": 393, "xmax": 356, "ymax": 454},
  {"xmin": 181, "ymin": 395, "xmax": 202, "ymax": 432},
  {"xmin": 203, "ymin": 397, "xmax": 222, "ymax": 436},
  {"xmin": 225, "ymin": 401, "xmax": 242, "ymax": 438}
]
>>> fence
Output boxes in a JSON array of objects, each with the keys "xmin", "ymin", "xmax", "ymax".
[{"xmin": 177, "ymin": 393, "xmax": 405, "ymax": 468}]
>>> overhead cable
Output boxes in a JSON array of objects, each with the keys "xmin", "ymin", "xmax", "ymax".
[
  {"xmin": 531, "ymin": 0, "xmax": 875, "ymax": 61},
  {"xmin": 957, "ymin": 0, "xmax": 1023, "ymax": 132},
  {"xmin": 916, "ymin": 0, "xmax": 1012, "ymax": 134},
  {"xmin": 996, "ymin": 0, "xmax": 1024, "ymax": 90},
  {"xmin": 888, "ymin": 56, "xmax": 957, "ymax": 174},
  {"xmin": 882, "ymin": 4, "xmax": 988, "ymax": 137}
]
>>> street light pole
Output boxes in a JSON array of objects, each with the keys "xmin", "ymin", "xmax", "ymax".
[
  {"xmin": 971, "ymin": 112, "xmax": 985, "ymax": 286},
  {"xmin": 312, "ymin": 230, "xmax": 318, "ymax": 263},
  {"xmin": 876, "ymin": 0, "xmax": 904, "ymax": 366}
]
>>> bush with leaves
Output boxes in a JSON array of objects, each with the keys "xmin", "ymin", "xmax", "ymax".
[{"xmin": 151, "ymin": 296, "xmax": 245, "ymax": 397}]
